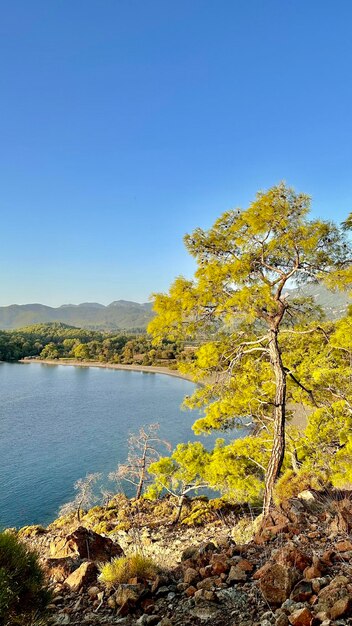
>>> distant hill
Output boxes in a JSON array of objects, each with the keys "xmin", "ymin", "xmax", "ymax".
[
  {"xmin": 0, "ymin": 300, "xmax": 154, "ymax": 331},
  {"xmin": 0, "ymin": 286, "xmax": 349, "ymax": 331},
  {"xmin": 285, "ymin": 284, "xmax": 350, "ymax": 320}
]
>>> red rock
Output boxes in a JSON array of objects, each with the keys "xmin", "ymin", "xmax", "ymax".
[
  {"xmin": 212, "ymin": 561, "xmax": 228, "ymax": 575},
  {"xmin": 50, "ymin": 526, "xmax": 123, "ymax": 562},
  {"xmin": 335, "ymin": 540, "xmax": 352, "ymax": 552},
  {"xmin": 185, "ymin": 586, "xmax": 197, "ymax": 597},
  {"xmin": 289, "ymin": 607, "xmax": 313, "ymax": 626},
  {"xmin": 259, "ymin": 563, "xmax": 300, "ymax": 605},
  {"xmin": 321, "ymin": 549, "xmax": 335, "ymax": 565},
  {"xmin": 276, "ymin": 545, "xmax": 311, "ymax": 572},
  {"xmin": 65, "ymin": 562, "xmax": 97, "ymax": 591},
  {"xmin": 236, "ymin": 558, "xmax": 253, "ymax": 572},
  {"xmin": 261, "ymin": 523, "xmax": 289, "ymax": 539},
  {"xmin": 304, "ymin": 565, "xmax": 321, "ymax": 580},
  {"xmin": 253, "ymin": 562, "xmax": 271, "ymax": 580}
]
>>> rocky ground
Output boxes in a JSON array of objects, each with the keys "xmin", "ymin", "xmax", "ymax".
[{"xmin": 18, "ymin": 490, "xmax": 352, "ymax": 626}]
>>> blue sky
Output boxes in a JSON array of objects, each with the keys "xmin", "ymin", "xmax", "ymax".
[{"xmin": 1, "ymin": 0, "xmax": 352, "ymax": 306}]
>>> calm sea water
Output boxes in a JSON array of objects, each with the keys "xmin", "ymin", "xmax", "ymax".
[{"xmin": 0, "ymin": 362, "xmax": 219, "ymax": 529}]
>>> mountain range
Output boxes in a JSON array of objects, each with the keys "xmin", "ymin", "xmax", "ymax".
[
  {"xmin": 0, "ymin": 300, "xmax": 154, "ymax": 331},
  {"xmin": 0, "ymin": 286, "xmax": 349, "ymax": 331}
]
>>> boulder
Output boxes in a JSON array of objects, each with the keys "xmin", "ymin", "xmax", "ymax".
[
  {"xmin": 50, "ymin": 526, "xmax": 123, "ymax": 562},
  {"xmin": 65, "ymin": 561, "xmax": 98, "ymax": 591},
  {"xmin": 258, "ymin": 563, "xmax": 300, "ymax": 605}
]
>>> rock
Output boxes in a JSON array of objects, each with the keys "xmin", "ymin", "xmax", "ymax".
[
  {"xmin": 107, "ymin": 595, "xmax": 117, "ymax": 609},
  {"xmin": 185, "ymin": 585, "xmax": 197, "ymax": 597},
  {"xmin": 52, "ymin": 616, "xmax": 71, "ymax": 625},
  {"xmin": 212, "ymin": 560, "xmax": 228, "ymax": 575},
  {"xmin": 329, "ymin": 595, "xmax": 352, "ymax": 619},
  {"xmin": 115, "ymin": 583, "xmax": 145, "ymax": 606},
  {"xmin": 64, "ymin": 562, "xmax": 97, "ymax": 591},
  {"xmin": 151, "ymin": 575, "xmax": 169, "ymax": 593},
  {"xmin": 303, "ymin": 564, "xmax": 321, "ymax": 580},
  {"xmin": 290, "ymin": 580, "xmax": 313, "ymax": 602},
  {"xmin": 87, "ymin": 585, "xmax": 100, "ymax": 598},
  {"xmin": 276, "ymin": 614, "xmax": 290, "ymax": 626},
  {"xmin": 316, "ymin": 578, "xmax": 348, "ymax": 611},
  {"xmin": 259, "ymin": 563, "xmax": 300, "ymax": 605},
  {"xmin": 197, "ymin": 577, "xmax": 217, "ymax": 590},
  {"xmin": 288, "ymin": 607, "xmax": 313, "ymax": 626},
  {"xmin": 42, "ymin": 556, "xmax": 80, "ymax": 582},
  {"xmin": 183, "ymin": 567, "xmax": 199, "ymax": 585},
  {"xmin": 136, "ymin": 615, "xmax": 160, "ymax": 626},
  {"xmin": 227, "ymin": 565, "xmax": 247, "ymax": 583},
  {"xmin": 330, "ymin": 498, "xmax": 352, "ymax": 533},
  {"xmin": 194, "ymin": 588, "xmax": 218, "ymax": 604},
  {"xmin": 237, "ymin": 558, "xmax": 253, "ymax": 572},
  {"xmin": 335, "ymin": 540, "xmax": 352, "ymax": 552},
  {"xmin": 50, "ymin": 526, "xmax": 123, "ymax": 562},
  {"xmin": 297, "ymin": 490, "xmax": 316, "ymax": 502},
  {"xmin": 275, "ymin": 545, "xmax": 311, "ymax": 572}
]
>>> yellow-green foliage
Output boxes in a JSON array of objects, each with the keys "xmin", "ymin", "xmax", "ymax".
[
  {"xmin": 98, "ymin": 553, "xmax": 157, "ymax": 587},
  {"xmin": 148, "ymin": 184, "xmax": 351, "ymax": 507},
  {"xmin": 273, "ymin": 469, "xmax": 325, "ymax": 505},
  {"xmin": 18, "ymin": 525, "xmax": 47, "ymax": 539}
]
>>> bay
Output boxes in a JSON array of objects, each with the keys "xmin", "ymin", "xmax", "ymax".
[{"xmin": 0, "ymin": 362, "xmax": 221, "ymax": 529}]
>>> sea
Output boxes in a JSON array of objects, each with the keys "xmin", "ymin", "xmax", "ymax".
[{"xmin": 0, "ymin": 362, "xmax": 229, "ymax": 529}]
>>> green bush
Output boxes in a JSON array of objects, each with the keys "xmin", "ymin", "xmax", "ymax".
[
  {"xmin": 0, "ymin": 531, "xmax": 50, "ymax": 625},
  {"xmin": 98, "ymin": 553, "xmax": 158, "ymax": 587}
]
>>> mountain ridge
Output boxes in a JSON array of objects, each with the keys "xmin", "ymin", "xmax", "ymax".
[
  {"xmin": 0, "ymin": 300, "xmax": 153, "ymax": 331},
  {"xmin": 0, "ymin": 286, "xmax": 349, "ymax": 331}
]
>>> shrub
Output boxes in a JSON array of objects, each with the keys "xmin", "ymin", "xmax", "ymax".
[
  {"xmin": 231, "ymin": 515, "xmax": 262, "ymax": 544},
  {"xmin": 273, "ymin": 469, "xmax": 324, "ymax": 504},
  {"xmin": 0, "ymin": 531, "xmax": 50, "ymax": 625},
  {"xmin": 98, "ymin": 553, "xmax": 158, "ymax": 587}
]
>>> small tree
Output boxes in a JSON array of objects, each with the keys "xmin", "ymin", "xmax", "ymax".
[
  {"xmin": 59, "ymin": 472, "xmax": 102, "ymax": 522},
  {"xmin": 147, "ymin": 442, "xmax": 210, "ymax": 523},
  {"xmin": 109, "ymin": 423, "xmax": 171, "ymax": 499}
]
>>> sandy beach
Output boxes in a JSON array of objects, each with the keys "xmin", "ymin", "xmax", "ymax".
[{"xmin": 19, "ymin": 358, "xmax": 194, "ymax": 382}]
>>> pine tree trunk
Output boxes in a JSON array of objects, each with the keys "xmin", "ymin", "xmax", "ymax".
[{"xmin": 263, "ymin": 328, "xmax": 287, "ymax": 517}]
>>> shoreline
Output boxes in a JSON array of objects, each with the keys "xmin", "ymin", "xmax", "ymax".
[{"xmin": 18, "ymin": 358, "xmax": 194, "ymax": 382}]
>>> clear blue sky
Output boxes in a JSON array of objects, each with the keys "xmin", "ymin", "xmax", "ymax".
[{"xmin": 1, "ymin": 0, "xmax": 352, "ymax": 306}]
